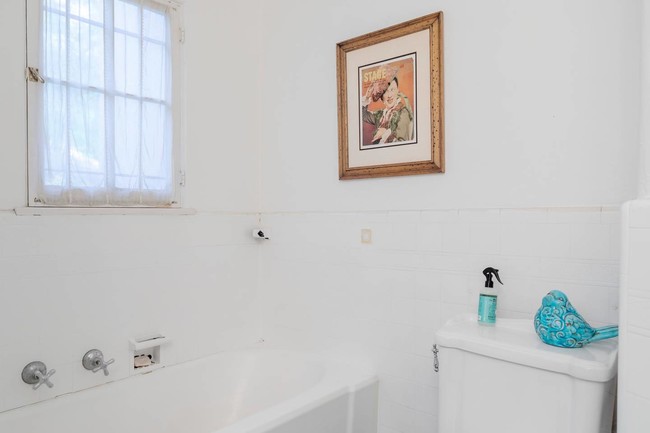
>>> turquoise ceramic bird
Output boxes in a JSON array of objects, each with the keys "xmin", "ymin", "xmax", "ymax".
[{"xmin": 534, "ymin": 290, "xmax": 618, "ymax": 348}]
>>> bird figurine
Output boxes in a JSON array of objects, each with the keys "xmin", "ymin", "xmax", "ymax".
[{"xmin": 534, "ymin": 290, "xmax": 618, "ymax": 348}]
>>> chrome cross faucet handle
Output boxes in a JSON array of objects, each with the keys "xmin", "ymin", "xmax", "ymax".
[
  {"xmin": 82, "ymin": 349, "xmax": 115, "ymax": 376},
  {"xmin": 22, "ymin": 361, "xmax": 56, "ymax": 390}
]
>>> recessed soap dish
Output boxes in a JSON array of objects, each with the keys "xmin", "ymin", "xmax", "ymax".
[{"xmin": 129, "ymin": 334, "xmax": 169, "ymax": 374}]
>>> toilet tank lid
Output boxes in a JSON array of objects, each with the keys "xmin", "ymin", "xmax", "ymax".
[{"xmin": 435, "ymin": 314, "xmax": 618, "ymax": 382}]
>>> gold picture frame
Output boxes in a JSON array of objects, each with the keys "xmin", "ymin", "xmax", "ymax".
[{"xmin": 337, "ymin": 12, "xmax": 444, "ymax": 180}]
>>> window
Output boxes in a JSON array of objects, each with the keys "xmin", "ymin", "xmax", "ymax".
[{"xmin": 27, "ymin": 0, "xmax": 183, "ymax": 207}]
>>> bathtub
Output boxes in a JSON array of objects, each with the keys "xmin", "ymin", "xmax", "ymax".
[{"xmin": 0, "ymin": 349, "xmax": 378, "ymax": 433}]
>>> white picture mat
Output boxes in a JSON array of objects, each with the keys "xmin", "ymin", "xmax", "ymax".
[{"xmin": 346, "ymin": 29, "xmax": 431, "ymax": 169}]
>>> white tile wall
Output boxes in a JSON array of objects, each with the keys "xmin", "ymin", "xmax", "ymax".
[
  {"xmin": 0, "ymin": 206, "xmax": 623, "ymax": 428},
  {"xmin": 0, "ymin": 212, "xmax": 261, "ymax": 413},
  {"xmin": 258, "ymin": 207, "xmax": 620, "ymax": 433},
  {"xmin": 618, "ymin": 200, "xmax": 650, "ymax": 433}
]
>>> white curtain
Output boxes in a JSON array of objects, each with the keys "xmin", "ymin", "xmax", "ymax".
[{"xmin": 37, "ymin": 0, "xmax": 174, "ymax": 206}]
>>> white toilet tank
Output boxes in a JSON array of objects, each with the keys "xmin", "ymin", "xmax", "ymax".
[{"xmin": 435, "ymin": 314, "xmax": 618, "ymax": 433}]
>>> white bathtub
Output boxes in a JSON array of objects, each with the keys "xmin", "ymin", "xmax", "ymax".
[{"xmin": 0, "ymin": 349, "xmax": 378, "ymax": 433}]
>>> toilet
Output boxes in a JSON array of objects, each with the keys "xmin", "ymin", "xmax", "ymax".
[{"xmin": 435, "ymin": 314, "xmax": 618, "ymax": 433}]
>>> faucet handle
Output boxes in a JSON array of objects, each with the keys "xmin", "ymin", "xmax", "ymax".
[
  {"xmin": 22, "ymin": 361, "xmax": 56, "ymax": 390},
  {"xmin": 83, "ymin": 349, "xmax": 114, "ymax": 376},
  {"xmin": 93, "ymin": 357, "xmax": 114, "ymax": 376}
]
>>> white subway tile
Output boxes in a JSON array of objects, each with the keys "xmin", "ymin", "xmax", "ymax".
[
  {"xmin": 417, "ymin": 223, "xmax": 443, "ymax": 252},
  {"xmin": 415, "ymin": 411, "xmax": 438, "ymax": 433},
  {"xmin": 458, "ymin": 209, "xmax": 500, "ymax": 223},
  {"xmin": 627, "ymin": 228, "xmax": 650, "ymax": 294},
  {"xmin": 440, "ymin": 273, "xmax": 471, "ymax": 305},
  {"xmin": 500, "ymin": 209, "xmax": 548, "ymax": 224},
  {"xmin": 380, "ymin": 376, "xmax": 418, "ymax": 408},
  {"xmin": 388, "ymin": 211, "xmax": 421, "ymax": 225},
  {"xmin": 630, "ymin": 201, "xmax": 650, "ymax": 228},
  {"xmin": 378, "ymin": 400, "xmax": 417, "ymax": 433},
  {"xmin": 420, "ymin": 253, "xmax": 469, "ymax": 272},
  {"xmin": 387, "ymin": 222, "xmax": 419, "ymax": 251},
  {"xmin": 415, "ymin": 270, "xmax": 442, "ymax": 301},
  {"xmin": 600, "ymin": 208, "xmax": 621, "ymax": 225},
  {"xmin": 414, "ymin": 356, "xmax": 439, "ymax": 388},
  {"xmin": 537, "ymin": 224, "xmax": 573, "ymax": 258},
  {"xmin": 376, "ymin": 350, "xmax": 419, "ymax": 381},
  {"xmin": 414, "ymin": 327, "xmax": 438, "ymax": 358},
  {"xmin": 420, "ymin": 210, "xmax": 459, "ymax": 224},
  {"xmin": 415, "ymin": 300, "xmax": 441, "ymax": 330},
  {"xmin": 625, "ymin": 332, "xmax": 650, "ymax": 401},
  {"xmin": 546, "ymin": 207, "xmax": 602, "ymax": 224},
  {"xmin": 500, "ymin": 223, "xmax": 540, "ymax": 256},
  {"xmin": 469, "ymin": 223, "xmax": 501, "ymax": 255},
  {"xmin": 628, "ymin": 296, "xmax": 650, "ymax": 331},
  {"xmin": 441, "ymin": 223, "xmax": 471, "ymax": 254},
  {"xmin": 415, "ymin": 384, "xmax": 439, "ymax": 414},
  {"xmin": 622, "ymin": 393, "xmax": 650, "ymax": 433},
  {"xmin": 570, "ymin": 224, "xmax": 612, "ymax": 260}
]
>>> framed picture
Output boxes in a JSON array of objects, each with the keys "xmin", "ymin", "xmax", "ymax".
[{"xmin": 337, "ymin": 12, "xmax": 444, "ymax": 180}]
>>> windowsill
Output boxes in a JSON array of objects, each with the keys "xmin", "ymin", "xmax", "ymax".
[{"xmin": 14, "ymin": 207, "xmax": 197, "ymax": 216}]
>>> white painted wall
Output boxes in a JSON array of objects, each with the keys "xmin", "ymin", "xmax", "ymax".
[
  {"xmin": 258, "ymin": 0, "xmax": 640, "ymax": 212},
  {"xmin": 639, "ymin": 0, "xmax": 650, "ymax": 199},
  {"xmin": 0, "ymin": 0, "xmax": 263, "ymax": 413}
]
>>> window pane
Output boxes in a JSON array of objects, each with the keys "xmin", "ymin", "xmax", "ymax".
[
  {"xmin": 68, "ymin": 88, "xmax": 106, "ymax": 189},
  {"xmin": 142, "ymin": 101, "xmax": 169, "ymax": 191},
  {"xmin": 143, "ymin": 8, "xmax": 166, "ymax": 43},
  {"xmin": 68, "ymin": 0, "xmax": 87, "ymax": 19},
  {"xmin": 114, "ymin": 32, "xmax": 142, "ymax": 96},
  {"xmin": 43, "ymin": 10, "xmax": 67, "ymax": 81},
  {"xmin": 89, "ymin": 0, "xmax": 104, "ymax": 23},
  {"xmin": 143, "ymin": 41, "xmax": 165, "ymax": 100},
  {"xmin": 43, "ymin": 82, "xmax": 69, "ymax": 186},
  {"xmin": 115, "ymin": 0, "xmax": 141, "ymax": 34},
  {"xmin": 67, "ymin": 19, "xmax": 104, "ymax": 87},
  {"xmin": 114, "ymin": 96, "xmax": 141, "ymax": 189},
  {"xmin": 46, "ymin": 0, "xmax": 67, "ymax": 13}
]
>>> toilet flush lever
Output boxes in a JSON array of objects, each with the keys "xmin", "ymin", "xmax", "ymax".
[
  {"xmin": 22, "ymin": 361, "xmax": 56, "ymax": 390},
  {"xmin": 82, "ymin": 349, "xmax": 115, "ymax": 376},
  {"xmin": 432, "ymin": 344, "xmax": 439, "ymax": 373}
]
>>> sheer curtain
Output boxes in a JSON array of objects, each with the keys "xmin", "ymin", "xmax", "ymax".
[{"xmin": 36, "ymin": 0, "xmax": 174, "ymax": 206}]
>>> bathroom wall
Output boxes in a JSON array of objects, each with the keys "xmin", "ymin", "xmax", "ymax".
[
  {"xmin": 618, "ymin": 3, "xmax": 650, "ymax": 430},
  {"xmin": 258, "ymin": 207, "xmax": 620, "ymax": 433},
  {"xmin": 618, "ymin": 200, "xmax": 650, "ymax": 432},
  {"xmin": 258, "ymin": 0, "xmax": 640, "ymax": 213},
  {"xmin": 0, "ymin": 0, "xmax": 263, "ymax": 412},
  {"xmin": 0, "ymin": 0, "xmax": 640, "ymax": 429},
  {"xmin": 255, "ymin": 0, "xmax": 639, "ymax": 432}
]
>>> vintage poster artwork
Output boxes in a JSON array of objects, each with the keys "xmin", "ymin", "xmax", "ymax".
[
  {"xmin": 358, "ymin": 53, "xmax": 417, "ymax": 150},
  {"xmin": 337, "ymin": 11, "xmax": 444, "ymax": 180}
]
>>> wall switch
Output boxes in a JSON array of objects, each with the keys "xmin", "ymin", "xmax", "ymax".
[{"xmin": 361, "ymin": 228, "xmax": 372, "ymax": 244}]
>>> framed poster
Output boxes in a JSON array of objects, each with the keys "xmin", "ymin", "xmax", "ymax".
[{"xmin": 336, "ymin": 12, "xmax": 444, "ymax": 179}]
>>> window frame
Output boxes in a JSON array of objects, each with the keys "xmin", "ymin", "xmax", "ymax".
[{"xmin": 26, "ymin": 0, "xmax": 185, "ymax": 209}]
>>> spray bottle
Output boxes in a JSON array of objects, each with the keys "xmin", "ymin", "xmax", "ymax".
[{"xmin": 478, "ymin": 267, "xmax": 503, "ymax": 326}]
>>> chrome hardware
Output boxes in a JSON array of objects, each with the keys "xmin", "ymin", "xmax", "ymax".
[
  {"xmin": 25, "ymin": 67, "xmax": 45, "ymax": 83},
  {"xmin": 82, "ymin": 349, "xmax": 115, "ymax": 376},
  {"xmin": 432, "ymin": 344, "xmax": 439, "ymax": 373},
  {"xmin": 22, "ymin": 361, "xmax": 56, "ymax": 390}
]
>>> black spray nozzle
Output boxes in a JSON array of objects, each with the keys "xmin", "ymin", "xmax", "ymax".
[{"xmin": 483, "ymin": 267, "xmax": 503, "ymax": 288}]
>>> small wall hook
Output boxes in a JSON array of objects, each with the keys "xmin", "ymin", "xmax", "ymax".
[{"xmin": 252, "ymin": 229, "xmax": 269, "ymax": 240}]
